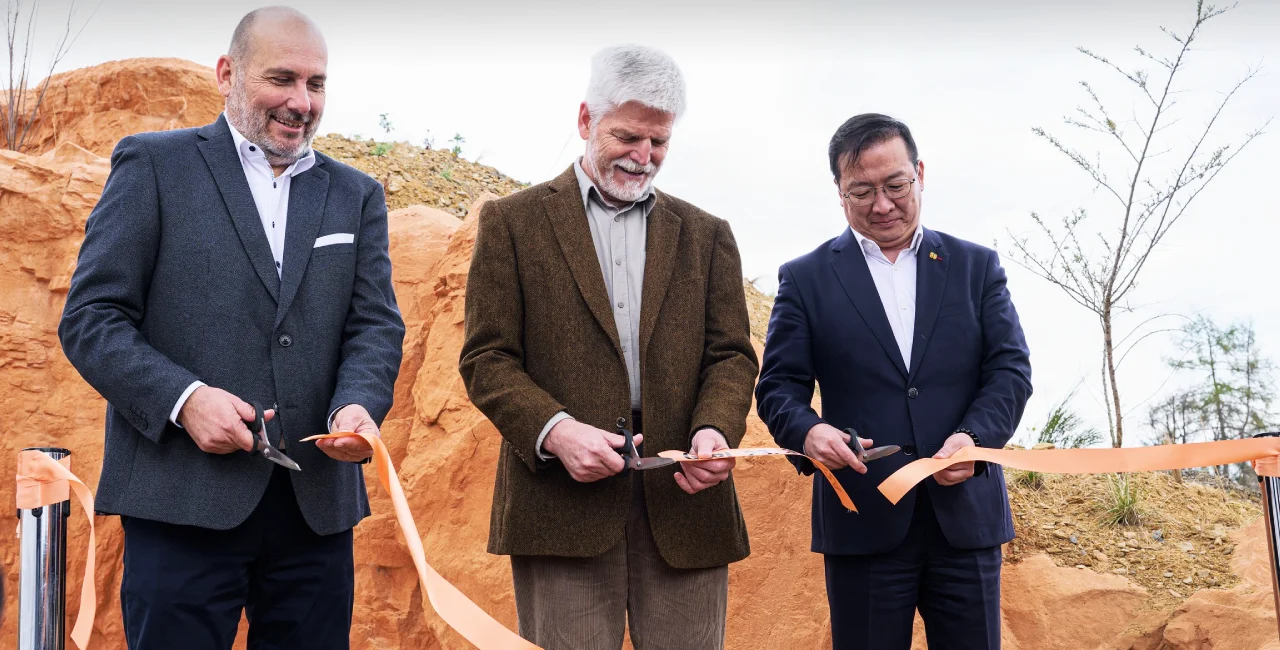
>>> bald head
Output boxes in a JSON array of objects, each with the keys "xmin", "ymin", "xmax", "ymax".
[
  {"xmin": 228, "ymin": 6, "xmax": 324, "ymax": 65},
  {"xmin": 216, "ymin": 6, "xmax": 328, "ymax": 169}
]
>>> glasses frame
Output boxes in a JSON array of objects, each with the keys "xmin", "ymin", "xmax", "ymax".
[{"xmin": 840, "ymin": 177, "xmax": 917, "ymax": 207}]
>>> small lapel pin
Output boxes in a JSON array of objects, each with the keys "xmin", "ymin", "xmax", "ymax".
[{"xmin": 929, "ymin": 251, "xmax": 941, "ymax": 261}]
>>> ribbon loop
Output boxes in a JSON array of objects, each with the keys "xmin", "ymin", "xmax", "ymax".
[{"xmin": 15, "ymin": 449, "xmax": 97, "ymax": 650}]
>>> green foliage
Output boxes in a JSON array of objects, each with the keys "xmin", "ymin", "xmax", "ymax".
[
  {"xmin": 371, "ymin": 142, "xmax": 393, "ymax": 157},
  {"xmin": 1020, "ymin": 389, "xmax": 1103, "ymax": 449},
  {"xmin": 1012, "ymin": 469, "xmax": 1045, "ymax": 491},
  {"xmin": 378, "ymin": 113, "xmax": 394, "ymax": 136},
  {"xmin": 440, "ymin": 165, "xmax": 453, "ymax": 181},
  {"xmin": 450, "ymin": 133, "xmax": 466, "ymax": 156},
  {"xmin": 1102, "ymin": 474, "xmax": 1144, "ymax": 527}
]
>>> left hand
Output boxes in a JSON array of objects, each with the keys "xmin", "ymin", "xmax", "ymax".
[
  {"xmin": 674, "ymin": 428, "xmax": 735, "ymax": 495},
  {"xmin": 319, "ymin": 404, "xmax": 377, "ymax": 463},
  {"xmin": 932, "ymin": 432, "xmax": 977, "ymax": 486}
]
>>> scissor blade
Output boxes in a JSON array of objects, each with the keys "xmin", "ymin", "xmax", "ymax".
[
  {"xmin": 262, "ymin": 446, "xmax": 302, "ymax": 471},
  {"xmin": 630, "ymin": 456, "xmax": 678, "ymax": 470},
  {"xmin": 862, "ymin": 445, "xmax": 901, "ymax": 462}
]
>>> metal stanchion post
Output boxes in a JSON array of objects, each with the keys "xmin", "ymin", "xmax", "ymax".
[
  {"xmin": 17, "ymin": 447, "xmax": 70, "ymax": 650},
  {"xmin": 1254, "ymin": 432, "xmax": 1280, "ymax": 641}
]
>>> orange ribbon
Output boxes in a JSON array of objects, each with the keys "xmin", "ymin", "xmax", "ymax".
[
  {"xmin": 15, "ymin": 450, "xmax": 96, "ymax": 650},
  {"xmin": 879, "ymin": 437, "xmax": 1280, "ymax": 505},
  {"xmin": 656, "ymin": 447, "xmax": 858, "ymax": 511},
  {"xmin": 302, "ymin": 432, "xmax": 540, "ymax": 650}
]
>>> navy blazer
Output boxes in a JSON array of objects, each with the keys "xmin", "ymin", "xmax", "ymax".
[
  {"xmin": 756, "ymin": 227, "xmax": 1031, "ymax": 554},
  {"xmin": 59, "ymin": 116, "xmax": 405, "ymax": 535}
]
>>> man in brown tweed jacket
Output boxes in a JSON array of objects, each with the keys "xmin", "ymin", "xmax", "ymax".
[{"xmin": 459, "ymin": 44, "xmax": 758, "ymax": 650}]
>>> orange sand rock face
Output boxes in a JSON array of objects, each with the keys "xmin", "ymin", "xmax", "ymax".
[{"xmin": 0, "ymin": 57, "xmax": 1276, "ymax": 649}]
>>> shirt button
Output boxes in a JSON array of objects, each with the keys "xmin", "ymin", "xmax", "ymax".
[
  {"xmin": 614, "ymin": 216, "xmax": 620, "ymax": 222},
  {"xmin": 249, "ymin": 145, "xmax": 256, "ymax": 152},
  {"xmin": 278, "ymin": 334, "xmax": 293, "ymax": 348},
  {"xmin": 617, "ymin": 302, "xmax": 624, "ymax": 309},
  {"xmin": 908, "ymin": 387, "xmax": 919, "ymax": 399},
  {"xmin": 615, "ymin": 259, "xmax": 623, "ymax": 266}
]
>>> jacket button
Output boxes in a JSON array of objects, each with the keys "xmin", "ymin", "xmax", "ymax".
[
  {"xmin": 278, "ymin": 334, "xmax": 293, "ymax": 348},
  {"xmin": 903, "ymin": 444, "xmax": 918, "ymax": 456},
  {"xmin": 616, "ymin": 417, "xmax": 626, "ymax": 428},
  {"xmin": 908, "ymin": 387, "xmax": 919, "ymax": 398}
]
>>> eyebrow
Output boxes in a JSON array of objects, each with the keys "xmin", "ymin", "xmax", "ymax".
[
  {"xmin": 845, "ymin": 171, "xmax": 910, "ymax": 188},
  {"xmin": 263, "ymin": 67, "xmax": 327, "ymax": 82}
]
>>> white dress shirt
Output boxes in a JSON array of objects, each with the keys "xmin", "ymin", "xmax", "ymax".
[
  {"xmin": 849, "ymin": 223, "xmax": 925, "ymax": 371},
  {"xmin": 167, "ymin": 115, "xmax": 317, "ymax": 426}
]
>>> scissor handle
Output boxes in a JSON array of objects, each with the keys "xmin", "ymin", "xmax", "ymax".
[
  {"xmin": 844, "ymin": 426, "xmax": 866, "ymax": 460},
  {"xmin": 245, "ymin": 401, "xmax": 266, "ymax": 454},
  {"xmin": 617, "ymin": 425, "xmax": 637, "ymax": 475}
]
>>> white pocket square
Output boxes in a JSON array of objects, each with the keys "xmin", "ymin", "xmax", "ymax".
[{"xmin": 314, "ymin": 233, "xmax": 355, "ymax": 248}]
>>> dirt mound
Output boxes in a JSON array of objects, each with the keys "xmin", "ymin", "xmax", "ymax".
[{"xmin": 313, "ymin": 136, "xmax": 526, "ymax": 215}]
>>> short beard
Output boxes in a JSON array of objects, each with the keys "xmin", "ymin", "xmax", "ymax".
[
  {"xmin": 585, "ymin": 127, "xmax": 659, "ymax": 204},
  {"xmin": 225, "ymin": 74, "xmax": 319, "ymax": 166}
]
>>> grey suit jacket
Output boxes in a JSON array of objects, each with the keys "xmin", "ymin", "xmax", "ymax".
[{"xmin": 58, "ymin": 115, "xmax": 405, "ymax": 535}]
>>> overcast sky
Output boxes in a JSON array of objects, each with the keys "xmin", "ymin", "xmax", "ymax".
[{"xmin": 29, "ymin": 0, "xmax": 1279, "ymax": 445}]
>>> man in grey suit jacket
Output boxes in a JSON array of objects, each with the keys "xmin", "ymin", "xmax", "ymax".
[{"xmin": 57, "ymin": 8, "xmax": 404, "ymax": 649}]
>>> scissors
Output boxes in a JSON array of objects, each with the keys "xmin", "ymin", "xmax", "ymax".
[
  {"xmin": 246, "ymin": 401, "xmax": 302, "ymax": 471},
  {"xmin": 845, "ymin": 426, "xmax": 901, "ymax": 463},
  {"xmin": 617, "ymin": 426, "xmax": 678, "ymax": 472}
]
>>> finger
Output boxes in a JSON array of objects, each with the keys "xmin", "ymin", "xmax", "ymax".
[
  {"xmin": 691, "ymin": 435, "xmax": 717, "ymax": 458},
  {"xmin": 859, "ymin": 437, "xmax": 874, "ymax": 448},
  {"xmin": 679, "ymin": 470, "xmax": 708, "ymax": 494},
  {"xmin": 674, "ymin": 472, "xmax": 698, "ymax": 495},
  {"xmin": 835, "ymin": 443, "xmax": 865, "ymax": 474},
  {"xmin": 231, "ymin": 396, "xmax": 255, "ymax": 422},
  {"xmin": 233, "ymin": 422, "xmax": 256, "ymax": 453},
  {"xmin": 263, "ymin": 409, "xmax": 276, "ymax": 422},
  {"xmin": 599, "ymin": 449, "xmax": 624, "ymax": 474},
  {"xmin": 685, "ymin": 463, "xmax": 717, "ymax": 484},
  {"xmin": 633, "ymin": 433, "xmax": 643, "ymax": 447},
  {"xmin": 839, "ymin": 430, "xmax": 852, "ymax": 444}
]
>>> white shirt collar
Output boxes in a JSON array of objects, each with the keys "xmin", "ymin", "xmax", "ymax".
[
  {"xmin": 849, "ymin": 222, "xmax": 925, "ymax": 259},
  {"xmin": 224, "ymin": 112, "xmax": 315, "ymax": 178}
]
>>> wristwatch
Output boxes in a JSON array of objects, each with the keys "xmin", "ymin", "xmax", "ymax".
[{"xmin": 953, "ymin": 428, "xmax": 987, "ymax": 476}]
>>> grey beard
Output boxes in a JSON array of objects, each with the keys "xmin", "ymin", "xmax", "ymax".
[{"xmin": 225, "ymin": 89, "xmax": 317, "ymax": 166}]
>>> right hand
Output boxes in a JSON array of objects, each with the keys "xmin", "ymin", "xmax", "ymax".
[
  {"xmin": 177, "ymin": 386, "xmax": 274, "ymax": 454},
  {"xmin": 544, "ymin": 419, "xmax": 643, "ymax": 483},
  {"xmin": 802, "ymin": 422, "xmax": 872, "ymax": 474}
]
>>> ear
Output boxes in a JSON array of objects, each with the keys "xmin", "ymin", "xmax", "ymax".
[
  {"xmin": 215, "ymin": 55, "xmax": 235, "ymax": 99},
  {"xmin": 916, "ymin": 159, "xmax": 925, "ymax": 192},
  {"xmin": 577, "ymin": 102, "xmax": 592, "ymax": 140}
]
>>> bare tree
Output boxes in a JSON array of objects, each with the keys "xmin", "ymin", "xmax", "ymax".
[
  {"xmin": 3, "ymin": 0, "xmax": 97, "ymax": 153},
  {"xmin": 1006, "ymin": 1, "xmax": 1268, "ymax": 447}
]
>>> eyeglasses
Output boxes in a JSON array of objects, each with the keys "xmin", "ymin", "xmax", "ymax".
[{"xmin": 840, "ymin": 178, "xmax": 916, "ymax": 207}]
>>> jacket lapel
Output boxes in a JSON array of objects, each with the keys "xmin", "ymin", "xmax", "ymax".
[
  {"xmin": 829, "ymin": 228, "xmax": 908, "ymax": 378},
  {"xmin": 275, "ymin": 159, "xmax": 330, "ymax": 327},
  {"xmin": 908, "ymin": 228, "xmax": 948, "ymax": 381},
  {"xmin": 197, "ymin": 116, "xmax": 280, "ymax": 303},
  {"xmin": 638, "ymin": 195, "xmax": 681, "ymax": 358},
  {"xmin": 542, "ymin": 167, "xmax": 623, "ymax": 351}
]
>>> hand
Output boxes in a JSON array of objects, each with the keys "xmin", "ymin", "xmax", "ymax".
[
  {"xmin": 544, "ymin": 419, "xmax": 641, "ymax": 483},
  {"xmin": 319, "ymin": 404, "xmax": 377, "ymax": 463},
  {"xmin": 178, "ymin": 386, "xmax": 274, "ymax": 454},
  {"xmin": 932, "ymin": 432, "xmax": 977, "ymax": 486},
  {"xmin": 674, "ymin": 429, "xmax": 735, "ymax": 495},
  {"xmin": 802, "ymin": 423, "xmax": 870, "ymax": 474}
]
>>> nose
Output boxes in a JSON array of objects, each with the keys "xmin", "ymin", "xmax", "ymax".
[
  {"xmin": 631, "ymin": 140, "xmax": 652, "ymax": 166},
  {"xmin": 871, "ymin": 189, "xmax": 895, "ymax": 214},
  {"xmin": 285, "ymin": 81, "xmax": 311, "ymax": 115}
]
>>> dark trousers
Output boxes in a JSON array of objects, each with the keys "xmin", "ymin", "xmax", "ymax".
[
  {"xmin": 121, "ymin": 465, "xmax": 355, "ymax": 650},
  {"xmin": 824, "ymin": 488, "xmax": 1002, "ymax": 650}
]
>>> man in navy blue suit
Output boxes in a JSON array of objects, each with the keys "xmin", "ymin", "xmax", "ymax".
[{"xmin": 755, "ymin": 114, "xmax": 1032, "ymax": 649}]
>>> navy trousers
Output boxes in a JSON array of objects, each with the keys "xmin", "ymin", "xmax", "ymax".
[
  {"xmin": 120, "ymin": 465, "xmax": 355, "ymax": 650},
  {"xmin": 824, "ymin": 488, "xmax": 1002, "ymax": 650}
]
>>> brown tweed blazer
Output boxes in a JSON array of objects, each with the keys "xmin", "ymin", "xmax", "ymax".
[{"xmin": 459, "ymin": 165, "xmax": 759, "ymax": 569}]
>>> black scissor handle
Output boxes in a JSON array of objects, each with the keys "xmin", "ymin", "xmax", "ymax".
[
  {"xmin": 246, "ymin": 401, "xmax": 265, "ymax": 455},
  {"xmin": 617, "ymin": 425, "xmax": 637, "ymax": 475},
  {"xmin": 844, "ymin": 426, "xmax": 866, "ymax": 460}
]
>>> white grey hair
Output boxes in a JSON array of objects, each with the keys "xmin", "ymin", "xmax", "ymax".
[{"xmin": 584, "ymin": 45, "xmax": 687, "ymax": 126}]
